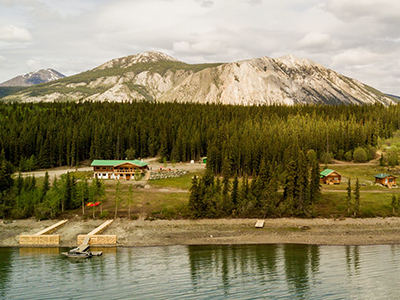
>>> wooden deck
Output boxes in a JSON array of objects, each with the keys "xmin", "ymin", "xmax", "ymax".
[
  {"xmin": 20, "ymin": 220, "xmax": 68, "ymax": 246},
  {"xmin": 77, "ymin": 220, "xmax": 117, "ymax": 245}
]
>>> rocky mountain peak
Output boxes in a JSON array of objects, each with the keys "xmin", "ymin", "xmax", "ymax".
[
  {"xmin": 0, "ymin": 68, "xmax": 65, "ymax": 87},
  {"xmin": 275, "ymin": 54, "xmax": 317, "ymax": 68},
  {"xmin": 96, "ymin": 51, "xmax": 179, "ymax": 70}
]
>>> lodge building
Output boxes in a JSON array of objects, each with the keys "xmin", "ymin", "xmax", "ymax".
[
  {"xmin": 91, "ymin": 160, "xmax": 149, "ymax": 180},
  {"xmin": 320, "ymin": 169, "xmax": 341, "ymax": 185}
]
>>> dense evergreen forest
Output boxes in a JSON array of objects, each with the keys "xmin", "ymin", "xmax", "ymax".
[
  {"xmin": 1, "ymin": 101, "xmax": 400, "ymax": 219},
  {"xmin": 1, "ymin": 101, "xmax": 399, "ymax": 173}
]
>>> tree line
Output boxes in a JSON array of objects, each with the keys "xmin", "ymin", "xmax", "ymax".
[
  {"xmin": 1, "ymin": 101, "xmax": 400, "ymax": 219},
  {"xmin": 0, "ymin": 151, "xmax": 105, "ymax": 219},
  {"xmin": 189, "ymin": 149, "xmax": 321, "ymax": 218},
  {"xmin": 1, "ymin": 101, "xmax": 400, "ymax": 177}
]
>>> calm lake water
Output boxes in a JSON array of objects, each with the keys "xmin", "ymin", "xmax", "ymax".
[{"xmin": 1, "ymin": 244, "xmax": 400, "ymax": 299}]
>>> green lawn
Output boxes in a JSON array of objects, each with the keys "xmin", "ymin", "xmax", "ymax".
[{"xmin": 148, "ymin": 170, "xmax": 205, "ymax": 189}]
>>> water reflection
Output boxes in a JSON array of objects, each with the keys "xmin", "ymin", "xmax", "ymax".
[
  {"xmin": 2, "ymin": 244, "xmax": 400, "ymax": 299},
  {"xmin": 0, "ymin": 248, "xmax": 13, "ymax": 299},
  {"xmin": 345, "ymin": 245, "xmax": 360, "ymax": 276},
  {"xmin": 283, "ymin": 244, "xmax": 320, "ymax": 299},
  {"xmin": 19, "ymin": 247, "xmax": 59, "ymax": 255}
]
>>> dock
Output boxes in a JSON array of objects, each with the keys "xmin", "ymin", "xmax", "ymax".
[
  {"xmin": 77, "ymin": 220, "xmax": 116, "ymax": 245},
  {"xmin": 19, "ymin": 220, "xmax": 68, "ymax": 246}
]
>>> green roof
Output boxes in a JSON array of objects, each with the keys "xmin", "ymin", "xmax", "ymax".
[
  {"xmin": 374, "ymin": 173, "xmax": 391, "ymax": 179},
  {"xmin": 320, "ymin": 169, "xmax": 335, "ymax": 178},
  {"xmin": 91, "ymin": 159, "xmax": 148, "ymax": 167}
]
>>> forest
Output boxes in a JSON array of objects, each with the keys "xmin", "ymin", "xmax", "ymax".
[{"xmin": 0, "ymin": 101, "xmax": 400, "ymax": 219}]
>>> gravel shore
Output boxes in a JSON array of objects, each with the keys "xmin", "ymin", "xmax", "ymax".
[{"xmin": 3, "ymin": 217, "xmax": 400, "ymax": 247}]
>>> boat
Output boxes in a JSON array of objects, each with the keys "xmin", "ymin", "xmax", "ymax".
[{"xmin": 61, "ymin": 244, "xmax": 102, "ymax": 258}]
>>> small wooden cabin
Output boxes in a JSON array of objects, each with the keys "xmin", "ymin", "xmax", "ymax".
[
  {"xmin": 320, "ymin": 169, "xmax": 341, "ymax": 185},
  {"xmin": 374, "ymin": 173, "xmax": 396, "ymax": 188},
  {"xmin": 91, "ymin": 160, "xmax": 149, "ymax": 180}
]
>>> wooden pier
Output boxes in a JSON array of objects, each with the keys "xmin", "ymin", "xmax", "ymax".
[
  {"xmin": 19, "ymin": 220, "xmax": 68, "ymax": 246},
  {"xmin": 77, "ymin": 220, "xmax": 116, "ymax": 245}
]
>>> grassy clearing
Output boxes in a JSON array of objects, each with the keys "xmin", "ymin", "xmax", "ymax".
[
  {"xmin": 149, "ymin": 171, "xmax": 204, "ymax": 189},
  {"xmin": 315, "ymin": 191, "xmax": 397, "ymax": 218},
  {"xmin": 69, "ymin": 162, "xmax": 400, "ymax": 219}
]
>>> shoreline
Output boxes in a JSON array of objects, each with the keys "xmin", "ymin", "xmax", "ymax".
[{"xmin": 2, "ymin": 217, "xmax": 400, "ymax": 248}]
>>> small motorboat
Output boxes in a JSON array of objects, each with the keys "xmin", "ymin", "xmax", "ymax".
[{"xmin": 61, "ymin": 244, "xmax": 102, "ymax": 258}]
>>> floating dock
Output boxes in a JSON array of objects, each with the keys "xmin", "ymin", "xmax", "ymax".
[
  {"xmin": 19, "ymin": 220, "xmax": 68, "ymax": 246},
  {"xmin": 77, "ymin": 220, "xmax": 116, "ymax": 245}
]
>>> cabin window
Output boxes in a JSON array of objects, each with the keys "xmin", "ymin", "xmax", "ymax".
[
  {"xmin": 389, "ymin": 178, "xmax": 394, "ymax": 182},
  {"xmin": 102, "ymin": 173, "xmax": 106, "ymax": 177},
  {"xmin": 334, "ymin": 177, "xmax": 338, "ymax": 181}
]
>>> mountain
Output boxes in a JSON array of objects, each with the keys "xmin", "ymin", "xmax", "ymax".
[
  {"xmin": 0, "ymin": 69, "xmax": 66, "ymax": 87},
  {"xmin": 1, "ymin": 51, "xmax": 395, "ymax": 105}
]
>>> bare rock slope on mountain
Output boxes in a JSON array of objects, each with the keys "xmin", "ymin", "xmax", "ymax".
[
  {"xmin": 2, "ymin": 51, "xmax": 395, "ymax": 105},
  {"xmin": 0, "ymin": 69, "xmax": 65, "ymax": 87}
]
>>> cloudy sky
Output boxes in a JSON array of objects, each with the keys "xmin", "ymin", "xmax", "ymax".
[{"xmin": 1, "ymin": 0, "xmax": 400, "ymax": 94}]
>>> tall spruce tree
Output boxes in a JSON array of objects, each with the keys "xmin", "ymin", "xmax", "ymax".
[
  {"xmin": 231, "ymin": 175, "xmax": 239, "ymax": 213},
  {"xmin": 346, "ymin": 179, "xmax": 351, "ymax": 215},
  {"xmin": 309, "ymin": 159, "xmax": 321, "ymax": 205},
  {"xmin": 354, "ymin": 178, "xmax": 360, "ymax": 217}
]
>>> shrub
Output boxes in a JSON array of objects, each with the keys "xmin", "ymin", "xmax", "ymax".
[
  {"xmin": 320, "ymin": 152, "xmax": 333, "ymax": 164},
  {"xmin": 353, "ymin": 147, "xmax": 368, "ymax": 163},
  {"xmin": 99, "ymin": 211, "xmax": 109, "ymax": 219},
  {"xmin": 344, "ymin": 150, "xmax": 353, "ymax": 161}
]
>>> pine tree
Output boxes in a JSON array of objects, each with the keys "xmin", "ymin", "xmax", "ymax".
[
  {"xmin": 391, "ymin": 194, "xmax": 397, "ymax": 214},
  {"xmin": 231, "ymin": 175, "xmax": 239, "ymax": 213},
  {"xmin": 40, "ymin": 171, "xmax": 50, "ymax": 202},
  {"xmin": 283, "ymin": 161, "xmax": 297, "ymax": 215},
  {"xmin": 188, "ymin": 175, "xmax": 202, "ymax": 218},
  {"xmin": 309, "ymin": 159, "xmax": 321, "ymax": 205},
  {"xmin": 354, "ymin": 178, "xmax": 360, "ymax": 217},
  {"xmin": 346, "ymin": 179, "xmax": 351, "ymax": 215}
]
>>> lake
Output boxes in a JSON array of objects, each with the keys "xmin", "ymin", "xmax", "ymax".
[{"xmin": 1, "ymin": 244, "xmax": 400, "ymax": 299}]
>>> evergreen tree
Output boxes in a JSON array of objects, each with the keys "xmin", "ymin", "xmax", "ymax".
[
  {"xmin": 188, "ymin": 175, "xmax": 202, "ymax": 218},
  {"xmin": 354, "ymin": 178, "xmax": 360, "ymax": 217},
  {"xmin": 231, "ymin": 175, "xmax": 239, "ymax": 213},
  {"xmin": 40, "ymin": 171, "xmax": 50, "ymax": 202},
  {"xmin": 309, "ymin": 159, "xmax": 321, "ymax": 205},
  {"xmin": 391, "ymin": 194, "xmax": 397, "ymax": 214},
  {"xmin": 283, "ymin": 161, "xmax": 297, "ymax": 215},
  {"xmin": 346, "ymin": 179, "xmax": 352, "ymax": 215}
]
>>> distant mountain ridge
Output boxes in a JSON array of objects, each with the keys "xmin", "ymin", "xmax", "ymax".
[
  {"xmin": 1, "ymin": 51, "xmax": 395, "ymax": 106},
  {"xmin": 0, "ymin": 69, "xmax": 65, "ymax": 87}
]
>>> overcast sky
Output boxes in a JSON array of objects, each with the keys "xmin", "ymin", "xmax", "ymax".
[{"xmin": 1, "ymin": 0, "xmax": 400, "ymax": 94}]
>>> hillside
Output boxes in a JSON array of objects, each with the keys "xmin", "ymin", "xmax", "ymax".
[
  {"xmin": 1, "ymin": 51, "xmax": 395, "ymax": 105},
  {"xmin": 0, "ymin": 68, "xmax": 65, "ymax": 87}
]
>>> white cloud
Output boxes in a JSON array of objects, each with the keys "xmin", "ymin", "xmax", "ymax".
[
  {"xmin": 297, "ymin": 32, "xmax": 334, "ymax": 50},
  {"xmin": 325, "ymin": 0, "xmax": 400, "ymax": 20},
  {"xmin": 26, "ymin": 58, "xmax": 39, "ymax": 69},
  {"xmin": 331, "ymin": 48, "xmax": 387, "ymax": 69},
  {"xmin": 173, "ymin": 41, "xmax": 223, "ymax": 54},
  {"xmin": 0, "ymin": 24, "xmax": 31, "ymax": 42}
]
